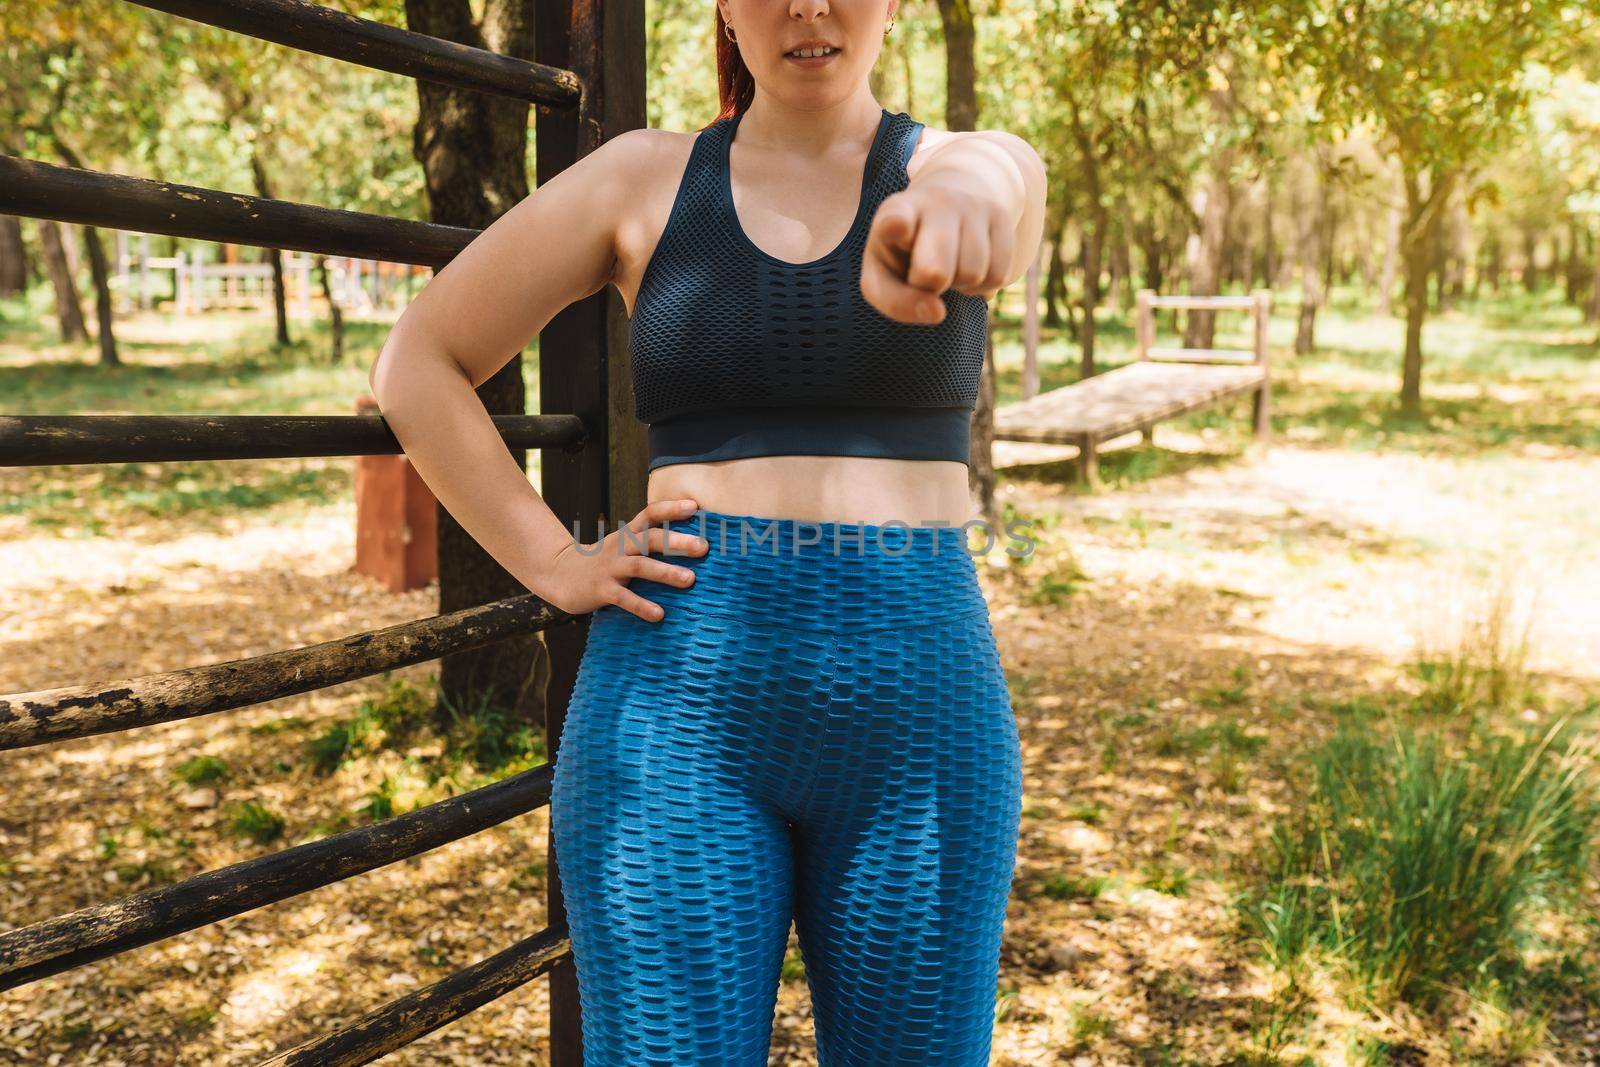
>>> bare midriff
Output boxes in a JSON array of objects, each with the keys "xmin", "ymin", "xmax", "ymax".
[{"xmin": 646, "ymin": 455, "xmax": 976, "ymax": 528}]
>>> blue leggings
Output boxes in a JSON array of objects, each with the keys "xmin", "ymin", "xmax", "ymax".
[{"xmin": 550, "ymin": 509, "xmax": 1023, "ymax": 1066}]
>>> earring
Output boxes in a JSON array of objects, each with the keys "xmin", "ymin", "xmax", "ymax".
[
  {"xmin": 884, "ymin": 17, "xmax": 894, "ymax": 35},
  {"xmin": 724, "ymin": 23, "xmax": 737, "ymax": 44}
]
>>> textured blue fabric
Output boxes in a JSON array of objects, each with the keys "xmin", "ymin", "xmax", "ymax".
[
  {"xmin": 550, "ymin": 508, "xmax": 1023, "ymax": 1066},
  {"xmin": 627, "ymin": 109, "xmax": 992, "ymax": 471}
]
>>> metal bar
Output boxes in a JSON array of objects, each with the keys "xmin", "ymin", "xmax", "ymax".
[
  {"xmin": 127, "ymin": 0, "xmax": 581, "ymax": 107},
  {"xmin": 0, "ymin": 596, "xmax": 576, "ymax": 750},
  {"xmin": 255, "ymin": 927, "xmax": 571, "ymax": 1067},
  {"xmin": 0, "ymin": 156, "xmax": 474, "ymax": 268},
  {"xmin": 0, "ymin": 763, "xmax": 554, "ymax": 991},
  {"xmin": 0, "ymin": 413, "xmax": 587, "ymax": 467}
]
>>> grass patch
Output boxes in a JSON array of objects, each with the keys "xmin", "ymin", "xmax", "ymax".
[
  {"xmin": 1238, "ymin": 709, "xmax": 1599, "ymax": 1016},
  {"xmin": 226, "ymin": 800, "xmax": 286, "ymax": 845},
  {"xmin": 173, "ymin": 754, "xmax": 229, "ymax": 785}
]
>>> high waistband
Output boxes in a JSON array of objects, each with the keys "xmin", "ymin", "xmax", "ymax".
[
  {"xmin": 617, "ymin": 507, "xmax": 989, "ymax": 632},
  {"xmin": 646, "ymin": 405, "xmax": 973, "ymax": 471}
]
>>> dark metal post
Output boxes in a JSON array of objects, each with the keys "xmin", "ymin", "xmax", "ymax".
[{"xmin": 535, "ymin": 0, "xmax": 647, "ymax": 1062}]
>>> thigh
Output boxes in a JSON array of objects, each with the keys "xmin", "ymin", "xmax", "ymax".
[
  {"xmin": 795, "ymin": 611, "xmax": 1024, "ymax": 1067},
  {"xmin": 550, "ymin": 607, "xmax": 796, "ymax": 1067}
]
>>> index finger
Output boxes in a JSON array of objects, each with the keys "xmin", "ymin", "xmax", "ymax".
[
  {"xmin": 864, "ymin": 203, "xmax": 945, "ymax": 325},
  {"xmin": 625, "ymin": 498, "xmax": 699, "ymax": 538}
]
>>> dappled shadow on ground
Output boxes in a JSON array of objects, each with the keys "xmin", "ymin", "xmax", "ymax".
[{"xmin": 1, "ymin": 441, "xmax": 1597, "ymax": 1064}]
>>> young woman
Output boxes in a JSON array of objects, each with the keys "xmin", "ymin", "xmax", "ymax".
[{"xmin": 370, "ymin": 0, "xmax": 1047, "ymax": 1062}]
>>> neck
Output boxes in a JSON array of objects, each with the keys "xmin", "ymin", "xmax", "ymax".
[{"xmin": 734, "ymin": 92, "xmax": 884, "ymax": 157}]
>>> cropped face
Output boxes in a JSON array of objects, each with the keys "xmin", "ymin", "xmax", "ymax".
[{"xmin": 719, "ymin": 0, "xmax": 897, "ymax": 109}]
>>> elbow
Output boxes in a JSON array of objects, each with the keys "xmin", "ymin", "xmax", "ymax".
[
  {"xmin": 368, "ymin": 317, "xmax": 423, "ymax": 409},
  {"xmin": 369, "ymin": 320, "xmax": 471, "ymax": 412}
]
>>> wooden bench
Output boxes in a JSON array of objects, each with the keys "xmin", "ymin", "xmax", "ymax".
[{"xmin": 994, "ymin": 289, "xmax": 1273, "ymax": 490}]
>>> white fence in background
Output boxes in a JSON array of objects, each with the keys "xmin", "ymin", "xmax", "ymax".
[{"xmin": 111, "ymin": 232, "xmax": 430, "ymax": 316}]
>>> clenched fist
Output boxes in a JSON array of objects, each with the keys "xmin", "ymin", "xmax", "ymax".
[{"xmin": 860, "ymin": 172, "xmax": 1015, "ymax": 326}]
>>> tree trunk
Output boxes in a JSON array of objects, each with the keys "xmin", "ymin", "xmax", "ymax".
[
  {"xmin": 39, "ymin": 220, "xmax": 89, "ymax": 343},
  {"xmin": 1258, "ymin": 172, "xmax": 1277, "ymax": 288},
  {"xmin": 317, "ymin": 255, "xmax": 345, "ymax": 364},
  {"xmin": 81, "ymin": 226, "xmax": 119, "ymax": 367},
  {"xmin": 1587, "ymin": 228, "xmax": 1600, "ymax": 325},
  {"xmin": 1294, "ymin": 152, "xmax": 1329, "ymax": 355},
  {"xmin": 900, "ymin": 42, "xmax": 916, "ymax": 117},
  {"xmin": 1078, "ymin": 222, "xmax": 1102, "ymax": 375},
  {"xmin": 1068, "ymin": 99, "xmax": 1106, "ymax": 376},
  {"xmin": 1400, "ymin": 162, "xmax": 1454, "ymax": 415},
  {"xmin": 1378, "ymin": 197, "xmax": 1401, "ymax": 316},
  {"xmin": 48, "ymin": 139, "xmax": 117, "ymax": 364},
  {"xmin": 1563, "ymin": 220, "xmax": 1582, "ymax": 308},
  {"xmin": 934, "ymin": 0, "xmax": 994, "ymax": 526},
  {"xmin": 405, "ymin": 0, "xmax": 546, "ymax": 732},
  {"xmin": 1183, "ymin": 85, "xmax": 1235, "ymax": 348},
  {"xmin": 1043, "ymin": 207, "xmax": 1067, "ymax": 328},
  {"xmin": 1445, "ymin": 195, "xmax": 1468, "ymax": 307},
  {"xmin": 1139, "ymin": 218, "xmax": 1164, "ymax": 293},
  {"xmin": 250, "ymin": 149, "xmax": 292, "ymax": 347},
  {"xmin": 1106, "ymin": 198, "xmax": 1130, "ymax": 314},
  {"xmin": 0, "ymin": 215, "xmax": 26, "ymax": 296}
]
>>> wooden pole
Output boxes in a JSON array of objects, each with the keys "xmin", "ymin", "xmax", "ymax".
[
  {"xmin": 1135, "ymin": 288, "xmax": 1153, "ymax": 361},
  {"xmin": 1022, "ymin": 245, "xmax": 1040, "ymax": 399},
  {"xmin": 535, "ymin": 0, "xmax": 646, "ymax": 1061},
  {"xmin": 1252, "ymin": 288, "xmax": 1272, "ymax": 451}
]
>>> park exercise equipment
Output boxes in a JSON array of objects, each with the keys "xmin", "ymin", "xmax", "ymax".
[
  {"xmin": 995, "ymin": 288, "xmax": 1273, "ymax": 489},
  {"xmin": 0, "ymin": 0, "xmax": 651, "ymax": 1063}
]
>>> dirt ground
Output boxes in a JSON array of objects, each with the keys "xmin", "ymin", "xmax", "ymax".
[{"xmin": 1, "ymin": 427, "xmax": 1596, "ymax": 1065}]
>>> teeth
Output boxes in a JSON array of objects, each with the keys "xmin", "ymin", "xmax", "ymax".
[{"xmin": 788, "ymin": 46, "xmax": 836, "ymax": 57}]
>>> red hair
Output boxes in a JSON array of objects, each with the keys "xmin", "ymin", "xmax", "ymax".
[{"xmin": 713, "ymin": 7, "xmax": 756, "ymax": 124}]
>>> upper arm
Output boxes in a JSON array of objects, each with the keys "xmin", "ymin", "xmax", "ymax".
[
  {"xmin": 908, "ymin": 126, "xmax": 1049, "ymax": 287},
  {"xmin": 379, "ymin": 128, "xmax": 653, "ymax": 390}
]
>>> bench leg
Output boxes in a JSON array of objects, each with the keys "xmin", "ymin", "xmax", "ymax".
[
  {"xmin": 1077, "ymin": 435, "xmax": 1101, "ymax": 491},
  {"xmin": 1252, "ymin": 382, "xmax": 1271, "ymax": 454},
  {"xmin": 1140, "ymin": 425, "xmax": 1154, "ymax": 446}
]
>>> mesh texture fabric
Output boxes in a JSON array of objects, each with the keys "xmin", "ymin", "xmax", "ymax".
[
  {"xmin": 549, "ymin": 508, "xmax": 1024, "ymax": 1066},
  {"xmin": 626, "ymin": 109, "xmax": 991, "ymax": 467}
]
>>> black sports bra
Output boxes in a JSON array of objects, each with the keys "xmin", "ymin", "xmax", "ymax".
[{"xmin": 627, "ymin": 107, "xmax": 990, "ymax": 472}]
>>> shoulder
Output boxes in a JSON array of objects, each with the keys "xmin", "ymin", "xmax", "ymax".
[{"xmin": 594, "ymin": 125, "xmax": 704, "ymax": 185}]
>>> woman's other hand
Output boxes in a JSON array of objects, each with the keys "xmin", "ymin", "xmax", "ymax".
[{"xmin": 541, "ymin": 498, "xmax": 709, "ymax": 622}]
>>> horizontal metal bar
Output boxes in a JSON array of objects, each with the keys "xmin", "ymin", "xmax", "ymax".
[
  {"xmin": 128, "ymin": 0, "xmax": 581, "ymax": 107},
  {"xmin": 0, "ymin": 595, "xmax": 575, "ymax": 750},
  {"xmin": 0, "ymin": 156, "xmax": 474, "ymax": 268},
  {"xmin": 0, "ymin": 762, "xmax": 554, "ymax": 991},
  {"xmin": 256, "ymin": 927, "xmax": 571, "ymax": 1066},
  {"xmin": 0, "ymin": 413, "xmax": 587, "ymax": 467},
  {"xmin": 1146, "ymin": 295, "xmax": 1261, "ymax": 310}
]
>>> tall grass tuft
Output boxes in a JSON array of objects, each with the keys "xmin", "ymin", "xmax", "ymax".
[
  {"xmin": 1409, "ymin": 555, "xmax": 1539, "ymax": 717},
  {"xmin": 1240, "ymin": 711, "xmax": 1599, "ymax": 1012}
]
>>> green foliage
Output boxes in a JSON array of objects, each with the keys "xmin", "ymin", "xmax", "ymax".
[
  {"xmin": 173, "ymin": 754, "xmax": 229, "ymax": 785},
  {"xmin": 304, "ymin": 676, "xmax": 432, "ymax": 776},
  {"xmin": 226, "ymin": 800, "xmax": 286, "ymax": 845},
  {"xmin": 1239, "ymin": 712, "xmax": 1600, "ymax": 1011}
]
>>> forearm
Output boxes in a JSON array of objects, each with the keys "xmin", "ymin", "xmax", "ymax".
[{"xmin": 369, "ymin": 327, "xmax": 575, "ymax": 603}]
